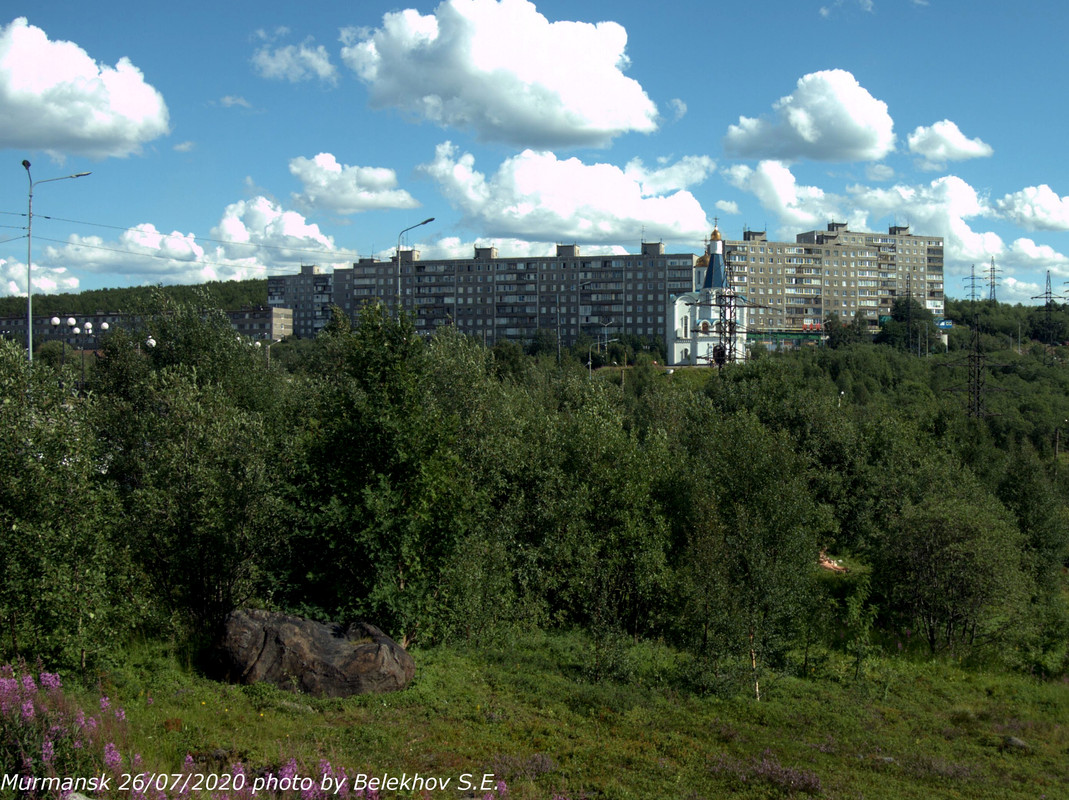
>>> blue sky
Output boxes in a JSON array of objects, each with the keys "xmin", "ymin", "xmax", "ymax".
[{"xmin": 1, "ymin": 0, "xmax": 1067, "ymax": 304}]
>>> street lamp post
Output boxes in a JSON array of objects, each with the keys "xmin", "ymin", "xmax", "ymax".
[
  {"xmin": 588, "ymin": 338, "xmax": 619, "ymax": 379},
  {"xmin": 22, "ymin": 160, "xmax": 91, "ymax": 363},
  {"xmin": 395, "ymin": 217, "xmax": 435, "ymax": 316}
]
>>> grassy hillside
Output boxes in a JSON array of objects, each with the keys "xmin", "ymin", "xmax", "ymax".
[{"xmin": 16, "ymin": 633, "xmax": 1061, "ymax": 800}]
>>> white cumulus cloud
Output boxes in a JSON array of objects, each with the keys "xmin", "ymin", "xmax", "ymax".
[
  {"xmin": 623, "ymin": 155, "xmax": 716, "ymax": 196},
  {"xmin": 211, "ymin": 196, "xmax": 339, "ymax": 265},
  {"xmin": 0, "ymin": 256, "xmax": 79, "ymax": 296},
  {"xmin": 994, "ymin": 185, "xmax": 1069, "ymax": 232},
  {"xmin": 420, "ymin": 142, "xmax": 711, "ymax": 243},
  {"xmin": 0, "ymin": 17, "xmax": 170, "ymax": 158},
  {"xmin": 723, "ymin": 160, "xmax": 854, "ymax": 231},
  {"xmin": 907, "ymin": 120, "xmax": 993, "ymax": 170},
  {"xmin": 724, "ymin": 69, "xmax": 895, "ymax": 162},
  {"xmin": 24, "ymin": 198, "xmax": 347, "ymax": 291},
  {"xmin": 847, "ymin": 175, "xmax": 1004, "ymax": 267},
  {"xmin": 340, "ymin": 0, "xmax": 658, "ymax": 147},
  {"xmin": 289, "ymin": 153, "xmax": 420, "ymax": 214},
  {"xmin": 252, "ymin": 33, "xmax": 337, "ymax": 85}
]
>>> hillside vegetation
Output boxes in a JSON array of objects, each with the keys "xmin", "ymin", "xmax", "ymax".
[{"xmin": 1, "ymin": 293, "xmax": 1067, "ymax": 798}]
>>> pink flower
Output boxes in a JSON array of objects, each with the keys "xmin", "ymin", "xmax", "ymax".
[{"xmin": 104, "ymin": 742, "xmax": 122, "ymax": 770}]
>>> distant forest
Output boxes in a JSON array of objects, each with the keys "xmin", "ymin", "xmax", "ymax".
[{"xmin": 0, "ymin": 279, "xmax": 268, "ymax": 317}]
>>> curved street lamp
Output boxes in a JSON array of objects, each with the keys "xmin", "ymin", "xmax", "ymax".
[
  {"xmin": 395, "ymin": 217, "xmax": 435, "ymax": 316},
  {"xmin": 23, "ymin": 160, "xmax": 91, "ymax": 362}
]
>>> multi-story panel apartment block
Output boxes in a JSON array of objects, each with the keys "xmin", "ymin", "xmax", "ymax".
[
  {"xmin": 723, "ymin": 223, "xmax": 944, "ymax": 331},
  {"xmin": 312, "ymin": 242, "xmax": 697, "ymax": 346},
  {"xmin": 267, "ymin": 264, "xmax": 334, "ymax": 339}
]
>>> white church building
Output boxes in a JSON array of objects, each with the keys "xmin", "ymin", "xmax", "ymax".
[{"xmin": 667, "ymin": 226, "xmax": 748, "ymax": 366}]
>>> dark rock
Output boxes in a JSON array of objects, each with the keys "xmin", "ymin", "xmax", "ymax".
[
  {"xmin": 1000, "ymin": 735, "xmax": 1030, "ymax": 753},
  {"xmin": 220, "ymin": 609, "xmax": 415, "ymax": 697}
]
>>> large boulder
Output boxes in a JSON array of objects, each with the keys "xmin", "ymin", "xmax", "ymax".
[{"xmin": 220, "ymin": 609, "xmax": 414, "ymax": 697}]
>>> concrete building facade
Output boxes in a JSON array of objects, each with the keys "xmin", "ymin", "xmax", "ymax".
[
  {"xmin": 723, "ymin": 222, "xmax": 944, "ymax": 335},
  {"xmin": 265, "ymin": 224, "xmax": 944, "ymax": 354},
  {"xmin": 267, "ymin": 264, "xmax": 334, "ymax": 339},
  {"xmin": 278, "ymin": 242, "xmax": 698, "ymax": 346}
]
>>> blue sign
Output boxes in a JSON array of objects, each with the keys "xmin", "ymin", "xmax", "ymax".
[{"xmin": 936, "ymin": 318, "xmax": 953, "ymax": 330}]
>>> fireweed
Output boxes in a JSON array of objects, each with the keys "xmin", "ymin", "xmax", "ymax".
[{"xmin": 0, "ymin": 663, "xmax": 513, "ymax": 799}]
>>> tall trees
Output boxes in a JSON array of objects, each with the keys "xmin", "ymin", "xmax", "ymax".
[
  {"xmin": 875, "ymin": 479, "xmax": 1029, "ymax": 654},
  {"xmin": 0, "ymin": 339, "xmax": 129, "ymax": 670},
  {"xmin": 90, "ymin": 296, "xmax": 288, "ymax": 639}
]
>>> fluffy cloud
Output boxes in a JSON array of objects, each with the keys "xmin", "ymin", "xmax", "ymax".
[
  {"xmin": 907, "ymin": 120, "xmax": 993, "ymax": 170},
  {"xmin": 211, "ymin": 196, "xmax": 340, "ymax": 265},
  {"xmin": 288, "ymin": 153, "xmax": 419, "ymax": 214},
  {"xmin": 0, "ymin": 17, "xmax": 169, "ymax": 158},
  {"xmin": 1006, "ymin": 237, "xmax": 1069, "ymax": 270},
  {"xmin": 724, "ymin": 69, "xmax": 894, "ymax": 162},
  {"xmin": 252, "ymin": 31, "xmax": 337, "ymax": 85},
  {"xmin": 847, "ymin": 175, "xmax": 1003, "ymax": 265},
  {"xmin": 623, "ymin": 155, "xmax": 716, "ymax": 196},
  {"xmin": 37, "ymin": 224, "xmax": 254, "ymax": 287},
  {"xmin": 723, "ymin": 160, "xmax": 853, "ymax": 231},
  {"xmin": 421, "ymin": 142, "xmax": 711, "ymax": 243},
  {"xmin": 723, "ymin": 157, "xmax": 1034, "ymax": 280},
  {"xmin": 340, "ymin": 0, "xmax": 658, "ymax": 147},
  {"xmin": 994, "ymin": 185, "xmax": 1069, "ymax": 232},
  {"xmin": 0, "ymin": 256, "xmax": 79, "ymax": 296},
  {"xmin": 13, "ymin": 198, "xmax": 346, "ymax": 293},
  {"xmin": 866, "ymin": 163, "xmax": 895, "ymax": 181}
]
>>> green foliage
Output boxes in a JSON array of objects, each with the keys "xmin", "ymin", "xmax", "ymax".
[
  {"xmin": 0, "ymin": 279, "xmax": 267, "ymax": 318},
  {"xmin": 0, "ymin": 339, "xmax": 132, "ymax": 671},
  {"xmin": 2, "ymin": 288, "xmax": 1068, "ymax": 689},
  {"xmin": 875, "ymin": 475, "xmax": 1031, "ymax": 654}
]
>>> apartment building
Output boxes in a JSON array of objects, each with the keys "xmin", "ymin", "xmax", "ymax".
[
  {"xmin": 723, "ymin": 222, "xmax": 944, "ymax": 331},
  {"xmin": 267, "ymin": 264, "xmax": 334, "ymax": 339},
  {"xmin": 283, "ymin": 242, "xmax": 698, "ymax": 346}
]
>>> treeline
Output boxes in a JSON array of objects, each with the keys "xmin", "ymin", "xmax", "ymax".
[
  {"xmin": 1, "ymin": 295, "xmax": 1067, "ymax": 692},
  {"xmin": 0, "ymin": 279, "xmax": 268, "ymax": 318}
]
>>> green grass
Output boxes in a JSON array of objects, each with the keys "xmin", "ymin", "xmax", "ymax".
[{"xmin": 73, "ymin": 632, "xmax": 1068, "ymax": 799}]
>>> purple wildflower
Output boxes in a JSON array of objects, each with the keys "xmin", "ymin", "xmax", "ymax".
[
  {"xmin": 42, "ymin": 739, "xmax": 54, "ymax": 764},
  {"xmin": 40, "ymin": 672, "xmax": 61, "ymax": 691},
  {"xmin": 115, "ymin": 707, "xmax": 126, "ymax": 721},
  {"xmin": 21, "ymin": 674, "xmax": 37, "ymax": 694},
  {"xmin": 100, "ymin": 695, "xmax": 110, "ymax": 711},
  {"xmin": 104, "ymin": 742, "xmax": 122, "ymax": 770},
  {"xmin": 21, "ymin": 699, "xmax": 35, "ymax": 721}
]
